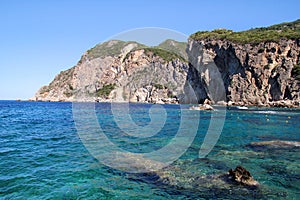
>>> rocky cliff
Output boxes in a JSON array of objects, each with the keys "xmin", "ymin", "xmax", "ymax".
[
  {"xmin": 32, "ymin": 40, "xmax": 189, "ymax": 103},
  {"xmin": 33, "ymin": 20, "xmax": 300, "ymax": 107},
  {"xmin": 185, "ymin": 20, "xmax": 300, "ymax": 107}
]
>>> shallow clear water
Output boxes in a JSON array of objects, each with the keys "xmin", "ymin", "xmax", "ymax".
[{"xmin": 0, "ymin": 101, "xmax": 299, "ymax": 199}]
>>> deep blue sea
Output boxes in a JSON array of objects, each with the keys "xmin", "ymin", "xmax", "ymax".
[{"xmin": 0, "ymin": 101, "xmax": 299, "ymax": 199}]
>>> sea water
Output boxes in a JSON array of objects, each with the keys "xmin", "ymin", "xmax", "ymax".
[{"xmin": 0, "ymin": 101, "xmax": 299, "ymax": 199}]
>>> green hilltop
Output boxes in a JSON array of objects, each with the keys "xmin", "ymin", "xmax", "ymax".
[
  {"xmin": 157, "ymin": 39, "xmax": 188, "ymax": 60},
  {"xmin": 190, "ymin": 19, "xmax": 300, "ymax": 44},
  {"xmin": 86, "ymin": 40, "xmax": 146, "ymax": 60},
  {"xmin": 85, "ymin": 39, "xmax": 188, "ymax": 63}
]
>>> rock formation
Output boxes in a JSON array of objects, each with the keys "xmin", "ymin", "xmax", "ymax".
[
  {"xmin": 185, "ymin": 20, "xmax": 300, "ymax": 107},
  {"xmin": 228, "ymin": 165, "xmax": 259, "ymax": 186},
  {"xmin": 189, "ymin": 104, "xmax": 214, "ymax": 110},
  {"xmin": 32, "ymin": 20, "xmax": 300, "ymax": 107},
  {"xmin": 130, "ymin": 164, "xmax": 263, "ymax": 199},
  {"xmin": 32, "ymin": 40, "xmax": 189, "ymax": 103}
]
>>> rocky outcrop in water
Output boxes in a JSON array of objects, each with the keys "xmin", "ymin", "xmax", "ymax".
[
  {"xmin": 228, "ymin": 165, "xmax": 259, "ymax": 187},
  {"xmin": 189, "ymin": 104, "xmax": 214, "ymax": 110}
]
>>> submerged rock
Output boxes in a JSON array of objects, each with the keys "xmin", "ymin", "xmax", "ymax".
[
  {"xmin": 249, "ymin": 140, "xmax": 300, "ymax": 149},
  {"xmin": 130, "ymin": 164, "xmax": 262, "ymax": 199}
]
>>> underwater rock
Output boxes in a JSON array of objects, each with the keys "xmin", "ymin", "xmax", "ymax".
[
  {"xmin": 249, "ymin": 140, "xmax": 300, "ymax": 149},
  {"xmin": 228, "ymin": 165, "xmax": 259, "ymax": 187},
  {"xmin": 129, "ymin": 164, "xmax": 263, "ymax": 199}
]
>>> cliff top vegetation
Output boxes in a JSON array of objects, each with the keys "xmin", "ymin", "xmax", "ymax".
[
  {"xmin": 85, "ymin": 39, "xmax": 187, "ymax": 63},
  {"xmin": 190, "ymin": 19, "xmax": 300, "ymax": 44}
]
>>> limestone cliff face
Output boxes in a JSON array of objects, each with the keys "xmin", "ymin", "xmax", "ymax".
[
  {"xmin": 33, "ymin": 40, "xmax": 188, "ymax": 103},
  {"xmin": 185, "ymin": 38, "xmax": 300, "ymax": 106},
  {"xmin": 33, "ymin": 20, "xmax": 300, "ymax": 106}
]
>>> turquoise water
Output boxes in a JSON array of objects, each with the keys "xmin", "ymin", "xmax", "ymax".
[{"xmin": 0, "ymin": 101, "xmax": 299, "ymax": 199}]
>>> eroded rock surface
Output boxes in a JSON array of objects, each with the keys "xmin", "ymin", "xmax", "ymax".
[
  {"xmin": 32, "ymin": 40, "xmax": 188, "ymax": 103},
  {"xmin": 185, "ymin": 39, "xmax": 300, "ymax": 107}
]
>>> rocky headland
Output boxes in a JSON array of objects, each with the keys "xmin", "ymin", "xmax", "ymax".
[
  {"xmin": 32, "ymin": 20, "xmax": 300, "ymax": 107},
  {"xmin": 31, "ymin": 40, "xmax": 189, "ymax": 104},
  {"xmin": 185, "ymin": 19, "xmax": 300, "ymax": 107}
]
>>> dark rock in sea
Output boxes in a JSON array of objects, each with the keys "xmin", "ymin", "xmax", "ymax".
[{"xmin": 227, "ymin": 165, "xmax": 259, "ymax": 187}]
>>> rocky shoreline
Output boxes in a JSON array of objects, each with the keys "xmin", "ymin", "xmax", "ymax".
[
  {"xmin": 219, "ymin": 99, "xmax": 300, "ymax": 108},
  {"xmin": 28, "ymin": 97, "xmax": 300, "ymax": 108}
]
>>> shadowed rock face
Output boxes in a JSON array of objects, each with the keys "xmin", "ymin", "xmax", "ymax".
[{"xmin": 185, "ymin": 39, "xmax": 300, "ymax": 107}]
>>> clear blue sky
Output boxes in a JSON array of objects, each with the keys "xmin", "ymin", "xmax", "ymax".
[{"xmin": 0, "ymin": 0, "xmax": 299, "ymax": 100}]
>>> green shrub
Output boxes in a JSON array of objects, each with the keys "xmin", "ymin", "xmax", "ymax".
[
  {"xmin": 264, "ymin": 65, "xmax": 270, "ymax": 70},
  {"xmin": 153, "ymin": 83, "xmax": 164, "ymax": 89},
  {"xmin": 87, "ymin": 40, "xmax": 146, "ymax": 60},
  {"xmin": 144, "ymin": 47, "xmax": 186, "ymax": 62},
  {"xmin": 68, "ymin": 84, "xmax": 74, "ymax": 90},
  {"xmin": 158, "ymin": 39, "xmax": 188, "ymax": 60},
  {"xmin": 123, "ymin": 46, "xmax": 187, "ymax": 63},
  {"xmin": 167, "ymin": 92, "xmax": 176, "ymax": 98},
  {"xmin": 64, "ymin": 91, "xmax": 73, "ymax": 97},
  {"xmin": 96, "ymin": 83, "xmax": 116, "ymax": 97},
  {"xmin": 292, "ymin": 63, "xmax": 300, "ymax": 81},
  {"xmin": 39, "ymin": 86, "xmax": 50, "ymax": 94}
]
